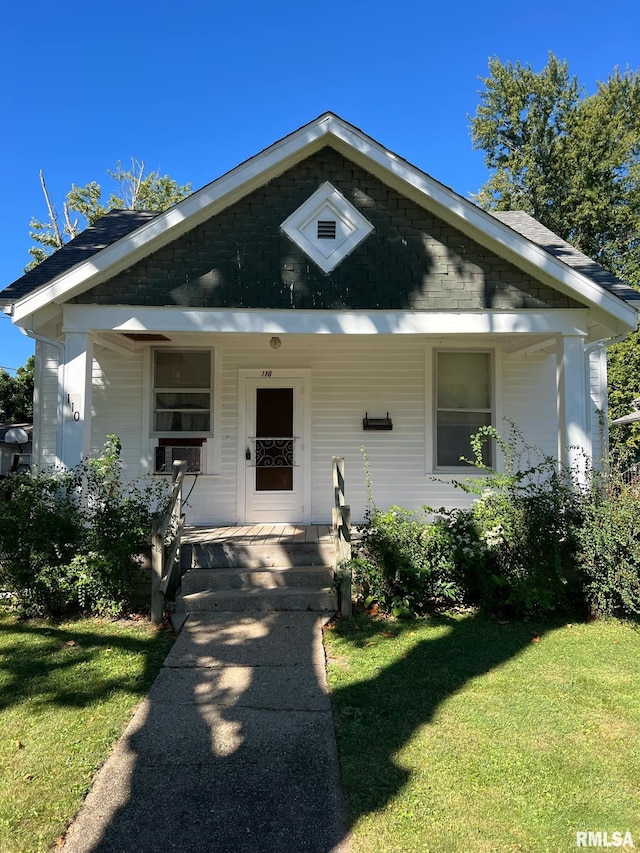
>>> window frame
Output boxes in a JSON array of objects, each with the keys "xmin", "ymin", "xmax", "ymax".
[
  {"xmin": 151, "ymin": 347, "xmax": 214, "ymax": 438},
  {"xmin": 433, "ymin": 348, "xmax": 494, "ymax": 471}
]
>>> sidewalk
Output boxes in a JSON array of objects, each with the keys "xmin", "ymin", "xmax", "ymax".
[{"xmin": 62, "ymin": 612, "xmax": 349, "ymax": 853}]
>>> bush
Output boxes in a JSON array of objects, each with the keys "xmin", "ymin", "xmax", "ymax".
[
  {"xmin": 574, "ymin": 465, "xmax": 640, "ymax": 619},
  {"xmin": 353, "ymin": 506, "xmax": 468, "ymax": 616},
  {"xmin": 0, "ymin": 468, "xmax": 84, "ymax": 616},
  {"xmin": 0, "ymin": 436, "xmax": 171, "ymax": 617},
  {"xmin": 353, "ymin": 425, "xmax": 611, "ymax": 619},
  {"xmin": 458, "ymin": 425, "xmax": 583, "ymax": 616},
  {"xmin": 75, "ymin": 436, "xmax": 171, "ymax": 614}
]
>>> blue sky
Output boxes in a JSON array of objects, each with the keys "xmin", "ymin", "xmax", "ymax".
[{"xmin": 1, "ymin": 0, "xmax": 638, "ymax": 374}]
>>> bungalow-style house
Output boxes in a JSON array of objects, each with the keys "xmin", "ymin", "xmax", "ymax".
[{"xmin": 1, "ymin": 113, "xmax": 638, "ymax": 526}]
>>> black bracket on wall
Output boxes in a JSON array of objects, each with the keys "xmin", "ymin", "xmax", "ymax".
[{"xmin": 363, "ymin": 412, "xmax": 393, "ymax": 431}]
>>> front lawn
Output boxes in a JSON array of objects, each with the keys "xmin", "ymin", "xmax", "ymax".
[
  {"xmin": 325, "ymin": 613, "xmax": 640, "ymax": 853},
  {"xmin": 0, "ymin": 610, "xmax": 174, "ymax": 853}
]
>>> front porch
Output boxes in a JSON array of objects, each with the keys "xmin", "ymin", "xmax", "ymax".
[{"xmin": 182, "ymin": 523, "xmax": 334, "ymax": 546}]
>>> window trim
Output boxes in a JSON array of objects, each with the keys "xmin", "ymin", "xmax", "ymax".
[{"xmin": 430, "ymin": 348, "xmax": 495, "ymax": 472}]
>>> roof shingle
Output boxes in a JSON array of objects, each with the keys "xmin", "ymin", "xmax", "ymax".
[
  {"xmin": 492, "ymin": 210, "xmax": 640, "ymax": 303},
  {"xmin": 0, "ymin": 210, "xmax": 159, "ymax": 304}
]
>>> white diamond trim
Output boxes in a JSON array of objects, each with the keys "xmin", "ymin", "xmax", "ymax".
[{"xmin": 281, "ymin": 181, "xmax": 374, "ymax": 273}]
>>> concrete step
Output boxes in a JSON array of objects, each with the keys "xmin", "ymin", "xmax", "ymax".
[
  {"xmin": 174, "ymin": 586, "xmax": 338, "ymax": 613},
  {"xmin": 182, "ymin": 541, "xmax": 336, "ymax": 570},
  {"xmin": 180, "ymin": 565, "xmax": 335, "ymax": 595}
]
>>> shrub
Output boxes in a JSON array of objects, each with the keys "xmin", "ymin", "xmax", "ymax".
[
  {"xmin": 353, "ymin": 506, "xmax": 468, "ymax": 616},
  {"xmin": 75, "ymin": 436, "xmax": 170, "ymax": 614},
  {"xmin": 354, "ymin": 425, "xmax": 588, "ymax": 619},
  {"xmin": 574, "ymin": 465, "xmax": 640, "ymax": 619},
  {"xmin": 0, "ymin": 436, "xmax": 171, "ymax": 617},
  {"xmin": 448, "ymin": 425, "xmax": 585, "ymax": 615},
  {"xmin": 0, "ymin": 468, "xmax": 84, "ymax": 616}
]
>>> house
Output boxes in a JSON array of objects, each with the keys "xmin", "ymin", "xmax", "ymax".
[{"xmin": 1, "ymin": 113, "xmax": 638, "ymax": 526}]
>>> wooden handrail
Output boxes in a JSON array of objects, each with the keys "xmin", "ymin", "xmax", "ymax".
[
  {"xmin": 150, "ymin": 460, "xmax": 187, "ymax": 624},
  {"xmin": 332, "ymin": 456, "xmax": 352, "ymax": 617}
]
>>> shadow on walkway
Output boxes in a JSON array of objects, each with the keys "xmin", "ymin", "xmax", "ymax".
[
  {"xmin": 62, "ymin": 612, "xmax": 347, "ymax": 853},
  {"xmin": 61, "ymin": 611, "xmax": 556, "ymax": 852}
]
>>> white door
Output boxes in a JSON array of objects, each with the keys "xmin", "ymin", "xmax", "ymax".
[{"xmin": 239, "ymin": 371, "xmax": 310, "ymax": 523}]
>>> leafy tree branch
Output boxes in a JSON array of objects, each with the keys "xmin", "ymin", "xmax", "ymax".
[{"xmin": 27, "ymin": 158, "xmax": 191, "ymax": 270}]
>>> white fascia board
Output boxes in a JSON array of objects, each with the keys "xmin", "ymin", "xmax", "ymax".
[
  {"xmin": 62, "ymin": 304, "xmax": 590, "ymax": 337},
  {"xmin": 12, "ymin": 112, "xmax": 638, "ymax": 331}
]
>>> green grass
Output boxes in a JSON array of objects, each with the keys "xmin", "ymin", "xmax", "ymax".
[
  {"xmin": 325, "ymin": 613, "xmax": 640, "ymax": 853},
  {"xmin": 0, "ymin": 609, "xmax": 174, "ymax": 853}
]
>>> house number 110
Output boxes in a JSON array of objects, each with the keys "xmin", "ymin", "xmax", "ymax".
[{"xmin": 261, "ymin": 371, "xmax": 273, "ymax": 377}]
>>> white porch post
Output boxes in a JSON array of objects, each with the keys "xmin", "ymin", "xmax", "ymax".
[
  {"xmin": 60, "ymin": 332, "xmax": 94, "ymax": 469},
  {"xmin": 556, "ymin": 334, "xmax": 589, "ymax": 477}
]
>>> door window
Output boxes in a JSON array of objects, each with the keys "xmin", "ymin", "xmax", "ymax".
[{"xmin": 255, "ymin": 387, "xmax": 294, "ymax": 491}]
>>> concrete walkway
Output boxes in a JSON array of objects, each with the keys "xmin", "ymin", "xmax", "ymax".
[{"xmin": 62, "ymin": 612, "xmax": 350, "ymax": 853}]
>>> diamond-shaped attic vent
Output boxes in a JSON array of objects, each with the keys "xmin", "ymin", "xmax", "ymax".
[{"xmin": 281, "ymin": 182, "xmax": 373, "ymax": 273}]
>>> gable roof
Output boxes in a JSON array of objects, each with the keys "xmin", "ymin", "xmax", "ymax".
[
  {"xmin": 1, "ymin": 113, "xmax": 638, "ymax": 329},
  {"xmin": 2, "ymin": 210, "xmax": 159, "ymax": 304},
  {"xmin": 492, "ymin": 211, "xmax": 639, "ymax": 303}
]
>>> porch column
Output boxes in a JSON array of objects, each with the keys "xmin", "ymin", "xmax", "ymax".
[
  {"xmin": 556, "ymin": 334, "xmax": 589, "ymax": 478},
  {"xmin": 60, "ymin": 332, "xmax": 94, "ymax": 469}
]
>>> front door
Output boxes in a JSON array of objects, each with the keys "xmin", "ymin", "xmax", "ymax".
[{"xmin": 239, "ymin": 371, "xmax": 310, "ymax": 523}]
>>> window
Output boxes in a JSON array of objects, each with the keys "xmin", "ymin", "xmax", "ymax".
[
  {"xmin": 153, "ymin": 349, "xmax": 211, "ymax": 434},
  {"xmin": 436, "ymin": 351, "xmax": 492, "ymax": 467}
]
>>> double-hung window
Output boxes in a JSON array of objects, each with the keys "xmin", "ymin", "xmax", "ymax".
[
  {"xmin": 153, "ymin": 350, "xmax": 211, "ymax": 434},
  {"xmin": 435, "ymin": 351, "xmax": 493, "ymax": 467}
]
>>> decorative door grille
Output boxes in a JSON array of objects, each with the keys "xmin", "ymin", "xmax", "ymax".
[{"xmin": 248, "ymin": 437, "xmax": 298, "ymax": 468}]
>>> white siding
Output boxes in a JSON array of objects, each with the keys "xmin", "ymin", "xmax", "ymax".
[
  {"xmin": 37, "ymin": 341, "xmax": 60, "ymax": 468},
  {"xmin": 87, "ymin": 335, "xmax": 573, "ymax": 526},
  {"xmin": 90, "ymin": 346, "xmax": 145, "ymax": 475},
  {"xmin": 501, "ymin": 352, "xmax": 558, "ymax": 461},
  {"xmin": 589, "ymin": 347, "xmax": 608, "ymax": 468}
]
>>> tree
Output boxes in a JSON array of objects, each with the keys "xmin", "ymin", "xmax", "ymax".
[
  {"xmin": 470, "ymin": 53, "xmax": 640, "ymax": 454},
  {"xmin": 27, "ymin": 159, "xmax": 192, "ymax": 269},
  {"xmin": 0, "ymin": 356, "xmax": 34, "ymax": 423}
]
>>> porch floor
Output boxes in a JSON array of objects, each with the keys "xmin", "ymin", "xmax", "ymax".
[{"xmin": 182, "ymin": 524, "xmax": 334, "ymax": 545}]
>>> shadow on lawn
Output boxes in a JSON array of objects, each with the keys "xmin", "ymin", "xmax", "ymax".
[
  {"xmin": 55, "ymin": 610, "xmax": 561, "ymax": 853},
  {"xmin": 0, "ymin": 616, "xmax": 172, "ymax": 711},
  {"xmin": 13, "ymin": 607, "xmax": 563, "ymax": 853},
  {"xmin": 328, "ymin": 612, "xmax": 562, "ymax": 822}
]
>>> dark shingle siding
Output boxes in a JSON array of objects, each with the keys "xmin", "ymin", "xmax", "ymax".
[{"xmin": 72, "ymin": 148, "xmax": 581, "ymax": 312}]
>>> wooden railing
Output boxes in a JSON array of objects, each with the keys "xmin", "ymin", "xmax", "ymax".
[
  {"xmin": 332, "ymin": 456, "xmax": 352, "ymax": 617},
  {"xmin": 150, "ymin": 460, "xmax": 187, "ymax": 625}
]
